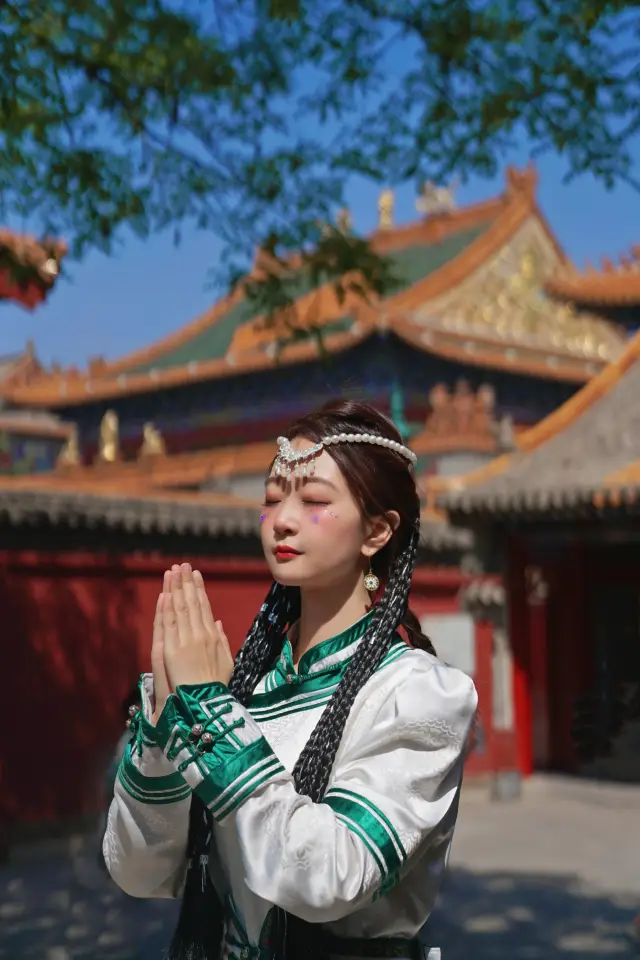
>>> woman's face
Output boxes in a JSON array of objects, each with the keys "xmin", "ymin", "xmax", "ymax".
[{"xmin": 261, "ymin": 438, "xmax": 382, "ymax": 590}]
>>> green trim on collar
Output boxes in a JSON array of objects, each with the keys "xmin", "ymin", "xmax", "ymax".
[
  {"xmin": 250, "ymin": 636, "xmax": 410, "ymax": 718},
  {"xmin": 293, "ymin": 608, "xmax": 376, "ymax": 675}
]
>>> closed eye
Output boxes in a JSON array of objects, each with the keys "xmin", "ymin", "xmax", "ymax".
[{"xmin": 302, "ymin": 501, "xmax": 329, "ymax": 507}]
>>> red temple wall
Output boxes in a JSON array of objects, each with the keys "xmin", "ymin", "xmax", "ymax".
[{"xmin": 0, "ymin": 551, "xmax": 516, "ymax": 831}]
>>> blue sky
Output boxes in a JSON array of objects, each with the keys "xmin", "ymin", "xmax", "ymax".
[{"xmin": 2, "ymin": 138, "xmax": 639, "ymax": 369}]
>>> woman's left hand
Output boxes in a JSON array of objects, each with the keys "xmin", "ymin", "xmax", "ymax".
[{"xmin": 162, "ymin": 563, "xmax": 234, "ymax": 690}]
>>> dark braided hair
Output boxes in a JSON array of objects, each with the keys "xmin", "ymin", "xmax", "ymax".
[{"xmin": 167, "ymin": 400, "xmax": 435, "ymax": 960}]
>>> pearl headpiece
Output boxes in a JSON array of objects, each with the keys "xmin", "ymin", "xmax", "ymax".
[{"xmin": 273, "ymin": 433, "xmax": 417, "ymax": 478}]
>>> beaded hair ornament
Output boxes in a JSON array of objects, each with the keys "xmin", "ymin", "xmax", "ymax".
[{"xmin": 273, "ymin": 433, "xmax": 417, "ymax": 478}]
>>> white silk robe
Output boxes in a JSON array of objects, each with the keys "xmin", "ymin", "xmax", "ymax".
[{"xmin": 103, "ymin": 613, "xmax": 477, "ymax": 959}]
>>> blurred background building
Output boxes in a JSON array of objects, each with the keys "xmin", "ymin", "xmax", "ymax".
[{"xmin": 1, "ymin": 166, "xmax": 638, "ymax": 839}]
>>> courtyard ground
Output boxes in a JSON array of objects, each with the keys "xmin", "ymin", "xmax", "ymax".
[{"xmin": 1, "ymin": 775, "xmax": 638, "ymax": 959}]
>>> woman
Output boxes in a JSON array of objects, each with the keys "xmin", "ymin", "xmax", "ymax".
[{"xmin": 104, "ymin": 400, "xmax": 478, "ymax": 960}]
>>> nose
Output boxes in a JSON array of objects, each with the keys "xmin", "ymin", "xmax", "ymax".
[{"xmin": 272, "ymin": 499, "xmax": 300, "ymax": 538}]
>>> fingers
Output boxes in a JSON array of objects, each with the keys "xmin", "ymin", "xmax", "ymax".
[
  {"xmin": 215, "ymin": 619, "xmax": 232, "ymax": 659},
  {"xmin": 162, "ymin": 569, "xmax": 172, "ymax": 598},
  {"xmin": 179, "ymin": 563, "xmax": 206, "ymax": 637},
  {"xmin": 151, "ymin": 592, "xmax": 171, "ymax": 714},
  {"xmin": 151, "ymin": 591, "xmax": 164, "ymax": 668},
  {"xmin": 193, "ymin": 569, "xmax": 216, "ymax": 637},
  {"xmin": 162, "ymin": 576, "xmax": 180, "ymax": 656},
  {"xmin": 169, "ymin": 565, "xmax": 195, "ymax": 644}
]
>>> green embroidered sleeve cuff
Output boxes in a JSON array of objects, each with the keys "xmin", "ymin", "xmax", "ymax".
[
  {"xmin": 112, "ymin": 673, "xmax": 191, "ymax": 806},
  {"xmin": 117, "ymin": 742, "xmax": 192, "ymax": 805},
  {"xmin": 154, "ymin": 682, "xmax": 286, "ymax": 822},
  {"xmin": 136, "ymin": 673, "xmax": 162, "ymax": 746}
]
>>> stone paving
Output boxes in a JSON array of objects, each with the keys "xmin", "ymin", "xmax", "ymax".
[{"xmin": 1, "ymin": 775, "xmax": 638, "ymax": 959}]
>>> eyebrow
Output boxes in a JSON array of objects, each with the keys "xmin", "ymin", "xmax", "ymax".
[{"xmin": 264, "ymin": 475, "xmax": 339, "ymax": 491}]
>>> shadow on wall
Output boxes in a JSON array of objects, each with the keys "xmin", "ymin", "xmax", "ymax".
[
  {"xmin": 428, "ymin": 868, "xmax": 637, "ymax": 959},
  {"xmin": 0, "ymin": 563, "xmax": 140, "ymax": 831}
]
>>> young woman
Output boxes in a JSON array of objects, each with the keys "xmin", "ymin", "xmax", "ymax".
[{"xmin": 104, "ymin": 400, "xmax": 478, "ymax": 960}]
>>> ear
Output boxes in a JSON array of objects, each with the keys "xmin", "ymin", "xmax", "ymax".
[{"xmin": 362, "ymin": 511, "xmax": 400, "ymax": 558}]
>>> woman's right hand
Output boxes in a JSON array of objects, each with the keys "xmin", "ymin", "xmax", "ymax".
[{"xmin": 151, "ymin": 572, "xmax": 172, "ymax": 725}]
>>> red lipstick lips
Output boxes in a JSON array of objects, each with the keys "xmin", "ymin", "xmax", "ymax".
[{"xmin": 274, "ymin": 545, "xmax": 301, "ymax": 560}]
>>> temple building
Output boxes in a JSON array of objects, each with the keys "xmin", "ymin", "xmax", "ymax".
[
  {"xmin": 1, "ymin": 166, "xmax": 635, "ymax": 834},
  {"xmin": 438, "ymin": 329, "xmax": 640, "ymax": 784},
  {"xmin": 0, "ymin": 166, "xmax": 630, "ymax": 465},
  {"xmin": 0, "ymin": 229, "xmax": 71, "ymax": 475}
]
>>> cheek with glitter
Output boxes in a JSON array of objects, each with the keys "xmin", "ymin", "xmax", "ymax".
[
  {"xmin": 260, "ymin": 513, "xmax": 267, "ymax": 523},
  {"xmin": 312, "ymin": 510, "xmax": 337, "ymax": 524}
]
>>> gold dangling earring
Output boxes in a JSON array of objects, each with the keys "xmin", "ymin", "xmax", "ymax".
[{"xmin": 363, "ymin": 560, "xmax": 380, "ymax": 593}]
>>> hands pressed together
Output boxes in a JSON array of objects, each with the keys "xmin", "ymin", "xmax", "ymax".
[{"xmin": 151, "ymin": 563, "xmax": 234, "ymax": 724}]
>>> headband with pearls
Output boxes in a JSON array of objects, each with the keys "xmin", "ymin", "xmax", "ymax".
[{"xmin": 273, "ymin": 433, "xmax": 417, "ymax": 478}]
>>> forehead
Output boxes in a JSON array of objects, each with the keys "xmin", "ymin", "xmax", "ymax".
[{"xmin": 266, "ymin": 437, "xmax": 347, "ymax": 489}]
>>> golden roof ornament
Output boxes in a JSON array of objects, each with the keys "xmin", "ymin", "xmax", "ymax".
[
  {"xmin": 139, "ymin": 422, "xmax": 166, "ymax": 458},
  {"xmin": 57, "ymin": 429, "xmax": 81, "ymax": 468},
  {"xmin": 377, "ymin": 189, "xmax": 395, "ymax": 230},
  {"xmin": 416, "ymin": 179, "xmax": 457, "ymax": 217},
  {"xmin": 97, "ymin": 409, "xmax": 119, "ymax": 463},
  {"xmin": 418, "ymin": 236, "xmax": 626, "ymax": 363}
]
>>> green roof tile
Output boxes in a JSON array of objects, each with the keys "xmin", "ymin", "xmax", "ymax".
[{"xmin": 129, "ymin": 222, "xmax": 489, "ymax": 374}]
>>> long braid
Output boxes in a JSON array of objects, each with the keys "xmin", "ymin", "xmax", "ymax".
[
  {"xmin": 277, "ymin": 519, "xmax": 423, "ymax": 956},
  {"xmin": 167, "ymin": 582, "xmax": 298, "ymax": 960},
  {"xmin": 293, "ymin": 517, "xmax": 421, "ymax": 801},
  {"xmin": 229, "ymin": 581, "xmax": 300, "ymax": 705}
]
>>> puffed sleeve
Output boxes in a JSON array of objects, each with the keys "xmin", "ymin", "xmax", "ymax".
[
  {"xmin": 103, "ymin": 675, "xmax": 191, "ymax": 899},
  {"xmin": 154, "ymin": 653, "xmax": 477, "ymax": 922}
]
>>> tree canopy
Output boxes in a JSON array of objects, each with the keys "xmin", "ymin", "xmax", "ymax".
[{"xmin": 1, "ymin": 0, "xmax": 638, "ymax": 315}]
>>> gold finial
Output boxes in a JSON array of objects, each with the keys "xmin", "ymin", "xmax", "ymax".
[
  {"xmin": 377, "ymin": 189, "xmax": 395, "ymax": 230},
  {"xmin": 139, "ymin": 422, "xmax": 166, "ymax": 458},
  {"xmin": 335, "ymin": 207, "xmax": 352, "ymax": 234},
  {"xmin": 57, "ymin": 429, "xmax": 81, "ymax": 468},
  {"xmin": 416, "ymin": 179, "xmax": 457, "ymax": 217},
  {"xmin": 97, "ymin": 409, "xmax": 119, "ymax": 463}
]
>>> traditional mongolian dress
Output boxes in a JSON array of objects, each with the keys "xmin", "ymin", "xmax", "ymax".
[{"xmin": 104, "ymin": 611, "xmax": 477, "ymax": 959}]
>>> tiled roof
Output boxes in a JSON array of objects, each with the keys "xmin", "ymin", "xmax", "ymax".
[
  {"xmin": 0, "ymin": 467, "xmax": 472, "ymax": 551},
  {"xmin": 0, "ymin": 412, "xmax": 74, "ymax": 440},
  {"xmin": 0, "ymin": 471, "xmax": 260, "ymax": 535},
  {"xmin": 126, "ymin": 224, "xmax": 488, "ymax": 376},
  {"xmin": 53, "ymin": 440, "xmax": 275, "ymax": 491},
  {"xmin": 419, "ymin": 507, "xmax": 474, "ymax": 551},
  {"xmin": 6, "ymin": 165, "xmax": 622, "ymax": 409},
  {"xmin": 546, "ymin": 246, "xmax": 640, "ymax": 306},
  {"xmin": 0, "ymin": 484, "xmax": 259, "ymax": 536},
  {"xmin": 438, "ymin": 329, "xmax": 640, "ymax": 515}
]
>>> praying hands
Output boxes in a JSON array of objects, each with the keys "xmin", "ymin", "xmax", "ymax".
[{"xmin": 151, "ymin": 563, "xmax": 234, "ymax": 723}]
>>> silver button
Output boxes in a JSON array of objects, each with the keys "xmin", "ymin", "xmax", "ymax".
[
  {"xmin": 285, "ymin": 674, "xmax": 293, "ymax": 684},
  {"xmin": 240, "ymin": 948, "xmax": 250, "ymax": 959}
]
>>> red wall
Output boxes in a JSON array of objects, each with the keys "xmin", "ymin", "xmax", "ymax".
[
  {"xmin": 0, "ymin": 552, "xmax": 273, "ymax": 829},
  {"xmin": 0, "ymin": 552, "xmax": 513, "ymax": 830}
]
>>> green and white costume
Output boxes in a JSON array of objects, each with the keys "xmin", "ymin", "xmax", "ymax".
[{"xmin": 104, "ymin": 613, "xmax": 477, "ymax": 959}]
